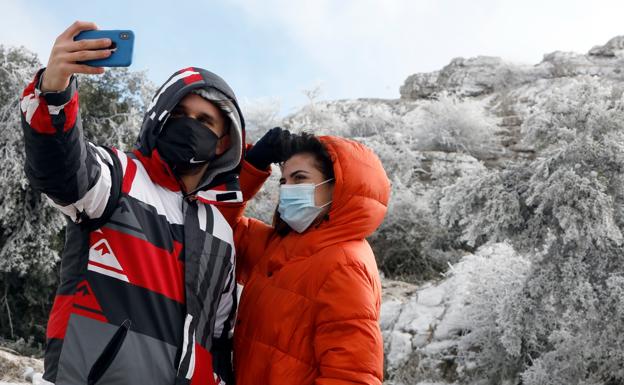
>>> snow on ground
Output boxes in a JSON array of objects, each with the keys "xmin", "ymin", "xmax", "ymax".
[{"xmin": 0, "ymin": 349, "xmax": 43, "ymax": 384}]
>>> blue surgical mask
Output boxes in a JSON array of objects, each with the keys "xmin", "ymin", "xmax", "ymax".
[{"xmin": 278, "ymin": 178, "xmax": 334, "ymax": 233}]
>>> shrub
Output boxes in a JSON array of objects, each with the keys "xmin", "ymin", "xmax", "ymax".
[{"xmin": 405, "ymin": 93, "xmax": 500, "ymax": 159}]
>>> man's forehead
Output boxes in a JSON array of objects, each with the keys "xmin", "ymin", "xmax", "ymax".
[
  {"xmin": 178, "ymin": 93, "xmax": 215, "ymax": 108},
  {"xmin": 177, "ymin": 94, "xmax": 225, "ymax": 117}
]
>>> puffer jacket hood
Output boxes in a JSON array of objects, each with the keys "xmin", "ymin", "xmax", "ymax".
[
  {"xmin": 136, "ymin": 67, "xmax": 245, "ymax": 191},
  {"xmin": 276, "ymin": 136, "xmax": 391, "ymax": 258},
  {"xmin": 319, "ymin": 136, "xmax": 390, "ymax": 236}
]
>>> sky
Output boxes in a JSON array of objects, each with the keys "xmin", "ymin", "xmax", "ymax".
[{"xmin": 2, "ymin": 0, "xmax": 624, "ymax": 115}]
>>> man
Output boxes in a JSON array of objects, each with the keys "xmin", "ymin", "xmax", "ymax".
[{"xmin": 20, "ymin": 21, "xmax": 244, "ymax": 385}]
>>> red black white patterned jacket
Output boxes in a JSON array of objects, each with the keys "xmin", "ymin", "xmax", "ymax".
[{"xmin": 20, "ymin": 67, "xmax": 246, "ymax": 385}]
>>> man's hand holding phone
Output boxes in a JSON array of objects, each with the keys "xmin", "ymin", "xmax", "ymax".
[
  {"xmin": 41, "ymin": 21, "xmax": 134, "ymax": 91},
  {"xmin": 42, "ymin": 21, "xmax": 116, "ymax": 92}
]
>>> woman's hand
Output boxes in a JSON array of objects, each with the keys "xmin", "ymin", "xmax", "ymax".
[
  {"xmin": 41, "ymin": 21, "xmax": 114, "ymax": 92},
  {"xmin": 245, "ymin": 127, "xmax": 291, "ymax": 170}
]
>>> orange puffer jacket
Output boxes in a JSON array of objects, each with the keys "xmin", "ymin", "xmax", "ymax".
[{"xmin": 224, "ymin": 136, "xmax": 390, "ymax": 385}]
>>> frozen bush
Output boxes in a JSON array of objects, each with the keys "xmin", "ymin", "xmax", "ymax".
[
  {"xmin": 520, "ymin": 76, "xmax": 624, "ymax": 152},
  {"xmin": 447, "ymin": 243, "xmax": 531, "ymax": 384},
  {"xmin": 405, "ymin": 93, "xmax": 500, "ymax": 159}
]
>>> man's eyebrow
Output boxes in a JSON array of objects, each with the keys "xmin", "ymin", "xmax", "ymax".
[{"xmin": 197, "ymin": 113, "xmax": 216, "ymax": 123}]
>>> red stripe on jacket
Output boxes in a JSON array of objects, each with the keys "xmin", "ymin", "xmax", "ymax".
[
  {"xmin": 191, "ymin": 343, "xmax": 216, "ymax": 385},
  {"xmin": 46, "ymin": 295, "xmax": 73, "ymax": 339},
  {"xmin": 47, "ymin": 280, "xmax": 108, "ymax": 339},
  {"xmin": 21, "ymin": 75, "xmax": 78, "ymax": 134},
  {"xmin": 62, "ymin": 91, "xmax": 79, "ymax": 132},
  {"xmin": 89, "ymin": 227, "xmax": 185, "ymax": 303},
  {"xmin": 121, "ymin": 155, "xmax": 138, "ymax": 194},
  {"xmin": 180, "ymin": 67, "xmax": 203, "ymax": 85},
  {"xmin": 133, "ymin": 149, "xmax": 181, "ymax": 192}
]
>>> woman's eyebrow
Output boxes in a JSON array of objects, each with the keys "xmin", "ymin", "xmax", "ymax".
[
  {"xmin": 289, "ymin": 170, "xmax": 309, "ymax": 178},
  {"xmin": 279, "ymin": 170, "xmax": 309, "ymax": 183}
]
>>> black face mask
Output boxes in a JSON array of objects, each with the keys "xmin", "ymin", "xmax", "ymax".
[{"xmin": 156, "ymin": 116, "xmax": 221, "ymax": 174}]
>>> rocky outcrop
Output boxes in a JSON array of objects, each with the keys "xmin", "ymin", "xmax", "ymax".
[
  {"xmin": 398, "ymin": 71, "xmax": 440, "ymax": 100},
  {"xmin": 381, "ymin": 276, "xmax": 465, "ymax": 384},
  {"xmin": 588, "ymin": 35, "xmax": 624, "ymax": 57},
  {"xmin": 400, "ymin": 56, "xmax": 541, "ymax": 99},
  {"xmin": 400, "ymin": 36, "xmax": 624, "ymax": 101},
  {"xmin": 395, "ymin": 35, "xmax": 624, "ymax": 168},
  {"xmin": 538, "ymin": 49, "xmax": 624, "ymax": 79}
]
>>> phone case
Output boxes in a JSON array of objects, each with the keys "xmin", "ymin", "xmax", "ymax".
[{"xmin": 74, "ymin": 30, "xmax": 134, "ymax": 67}]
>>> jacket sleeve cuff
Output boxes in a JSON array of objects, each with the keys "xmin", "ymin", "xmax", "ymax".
[
  {"xmin": 242, "ymin": 158, "xmax": 271, "ymax": 177},
  {"xmin": 36, "ymin": 68, "xmax": 77, "ymax": 107}
]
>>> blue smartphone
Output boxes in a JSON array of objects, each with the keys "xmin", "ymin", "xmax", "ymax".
[{"xmin": 74, "ymin": 30, "xmax": 134, "ymax": 67}]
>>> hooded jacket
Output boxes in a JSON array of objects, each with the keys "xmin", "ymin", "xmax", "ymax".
[
  {"xmin": 222, "ymin": 136, "xmax": 390, "ymax": 385},
  {"xmin": 20, "ymin": 67, "xmax": 244, "ymax": 385}
]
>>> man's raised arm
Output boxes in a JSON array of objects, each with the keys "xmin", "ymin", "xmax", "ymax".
[{"xmin": 20, "ymin": 21, "xmax": 118, "ymax": 223}]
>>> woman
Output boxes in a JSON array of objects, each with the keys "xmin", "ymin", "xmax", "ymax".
[{"xmin": 225, "ymin": 128, "xmax": 390, "ymax": 385}]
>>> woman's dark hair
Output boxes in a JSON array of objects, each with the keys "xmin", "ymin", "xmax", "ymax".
[{"xmin": 273, "ymin": 132, "xmax": 335, "ymax": 236}]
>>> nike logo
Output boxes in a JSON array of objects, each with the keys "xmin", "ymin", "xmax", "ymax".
[{"xmin": 189, "ymin": 157, "xmax": 208, "ymax": 164}]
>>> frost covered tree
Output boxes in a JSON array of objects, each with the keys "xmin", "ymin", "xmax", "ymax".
[
  {"xmin": 0, "ymin": 45, "xmax": 60, "ymax": 345},
  {"xmin": 240, "ymin": 97, "xmax": 281, "ymax": 142},
  {"xmin": 0, "ymin": 46, "xmax": 154, "ymax": 344},
  {"xmin": 439, "ymin": 76, "xmax": 624, "ymax": 384}
]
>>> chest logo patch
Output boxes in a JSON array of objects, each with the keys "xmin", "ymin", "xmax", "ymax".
[{"xmin": 88, "ymin": 238, "xmax": 130, "ymax": 282}]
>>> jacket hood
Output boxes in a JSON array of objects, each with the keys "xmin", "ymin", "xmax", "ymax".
[
  {"xmin": 136, "ymin": 67, "xmax": 245, "ymax": 192},
  {"xmin": 319, "ymin": 136, "xmax": 390, "ymax": 240},
  {"xmin": 269, "ymin": 136, "xmax": 390, "ymax": 265}
]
